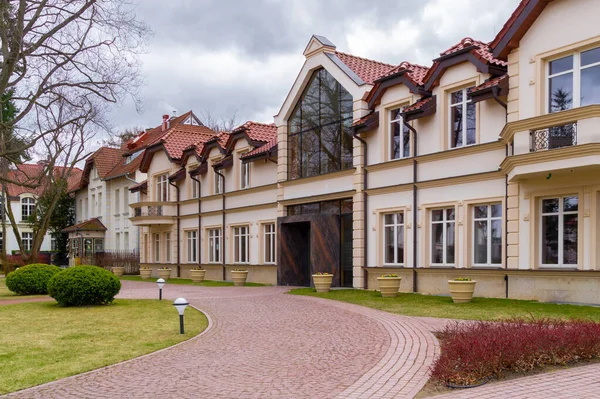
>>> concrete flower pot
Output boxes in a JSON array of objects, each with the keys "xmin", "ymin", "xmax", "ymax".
[
  {"xmin": 377, "ymin": 277, "xmax": 402, "ymax": 297},
  {"xmin": 190, "ymin": 269, "xmax": 206, "ymax": 283},
  {"xmin": 231, "ymin": 270, "xmax": 248, "ymax": 286},
  {"xmin": 312, "ymin": 274, "xmax": 334, "ymax": 293},
  {"xmin": 448, "ymin": 280, "xmax": 477, "ymax": 303},
  {"xmin": 112, "ymin": 266, "xmax": 124, "ymax": 277},
  {"xmin": 157, "ymin": 268, "xmax": 172, "ymax": 280},
  {"xmin": 140, "ymin": 269, "xmax": 152, "ymax": 280}
]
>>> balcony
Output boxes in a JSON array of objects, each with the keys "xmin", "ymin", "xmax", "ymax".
[
  {"xmin": 129, "ymin": 202, "xmax": 176, "ymax": 226},
  {"xmin": 530, "ymin": 122, "xmax": 577, "ymax": 152}
]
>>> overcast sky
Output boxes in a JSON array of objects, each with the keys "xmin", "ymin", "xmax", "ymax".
[{"xmin": 106, "ymin": 0, "xmax": 521, "ymax": 137}]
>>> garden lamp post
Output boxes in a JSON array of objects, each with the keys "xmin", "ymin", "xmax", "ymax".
[
  {"xmin": 156, "ymin": 278, "xmax": 165, "ymax": 300},
  {"xmin": 173, "ymin": 297, "xmax": 189, "ymax": 334}
]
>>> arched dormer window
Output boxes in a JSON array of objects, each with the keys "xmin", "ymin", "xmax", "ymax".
[
  {"xmin": 22, "ymin": 197, "xmax": 35, "ymax": 220},
  {"xmin": 288, "ymin": 68, "xmax": 353, "ymax": 180}
]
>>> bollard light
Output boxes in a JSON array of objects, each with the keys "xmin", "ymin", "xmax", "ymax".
[
  {"xmin": 156, "ymin": 278, "xmax": 165, "ymax": 300},
  {"xmin": 173, "ymin": 297, "xmax": 189, "ymax": 334}
]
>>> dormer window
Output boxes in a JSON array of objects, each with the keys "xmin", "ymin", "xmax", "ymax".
[
  {"xmin": 390, "ymin": 108, "xmax": 410, "ymax": 159},
  {"xmin": 214, "ymin": 170, "xmax": 223, "ymax": 195},
  {"xmin": 156, "ymin": 174, "xmax": 169, "ymax": 202},
  {"xmin": 449, "ymin": 87, "xmax": 476, "ymax": 148},
  {"xmin": 240, "ymin": 157, "xmax": 250, "ymax": 189}
]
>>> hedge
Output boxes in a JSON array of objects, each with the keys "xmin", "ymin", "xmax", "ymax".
[
  {"xmin": 48, "ymin": 265, "xmax": 121, "ymax": 306},
  {"xmin": 5, "ymin": 263, "xmax": 62, "ymax": 295}
]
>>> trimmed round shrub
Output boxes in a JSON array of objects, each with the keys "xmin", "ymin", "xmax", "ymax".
[
  {"xmin": 5, "ymin": 263, "xmax": 62, "ymax": 295},
  {"xmin": 48, "ymin": 265, "xmax": 121, "ymax": 306}
]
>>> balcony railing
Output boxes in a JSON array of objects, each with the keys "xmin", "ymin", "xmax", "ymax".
[
  {"xmin": 133, "ymin": 205, "xmax": 163, "ymax": 217},
  {"xmin": 530, "ymin": 122, "xmax": 577, "ymax": 152}
]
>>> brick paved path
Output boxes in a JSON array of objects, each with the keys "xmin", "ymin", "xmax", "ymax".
[
  {"xmin": 4, "ymin": 281, "xmax": 446, "ymax": 399},
  {"xmin": 431, "ymin": 363, "xmax": 600, "ymax": 399}
]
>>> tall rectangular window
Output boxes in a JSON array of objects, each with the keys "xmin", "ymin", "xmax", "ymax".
[
  {"xmin": 91, "ymin": 194, "xmax": 96, "ymax": 217},
  {"xmin": 123, "ymin": 189, "xmax": 129, "ymax": 214},
  {"xmin": 84, "ymin": 197, "xmax": 89, "ymax": 219},
  {"xmin": 390, "ymin": 108, "xmax": 410, "ymax": 160},
  {"xmin": 541, "ymin": 196, "xmax": 578, "ymax": 266},
  {"xmin": 51, "ymin": 235, "xmax": 57, "ymax": 251},
  {"xmin": 124, "ymin": 232, "xmax": 129, "ymax": 250},
  {"xmin": 214, "ymin": 170, "xmax": 223, "ymax": 194},
  {"xmin": 548, "ymin": 47, "xmax": 600, "ymax": 112},
  {"xmin": 115, "ymin": 189, "xmax": 120, "ymax": 214},
  {"xmin": 383, "ymin": 212, "xmax": 404, "ymax": 265},
  {"xmin": 473, "ymin": 204, "xmax": 502, "ymax": 266},
  {"xmin": 208, "ymin": 228, "xmax": 221, "ymax": 263},
  {"xmin": 78, "ymin": 199, "xmax": 83, "ymax": 222},
  {"xmin": 264, "ymin": 223, "xmax": 276, "ymax": 264},
  {"xmin": 115, "ymin": 232, "xmax": 121, "ymax": 250},
  {"xmin": 21, "ymin": 197, "xmax": 35, "ymax": 221},
  {"xmin": 187, "ymin": 230, "xmax": 197, "ymax": 263},
  {"xmin": 233, "ymin": 226, "xmax": 249, "ymax": 263},
  {"xmin": 449, "ymin": 87, "xmax": 476, "ymax": 148},
  {"xmin": 154, "ymin": 233, "xmax": 160, "ymax": 263},
  {"xmin": 192, "ymin": 178, "xmax": 200, "ymax": 199},
  {"xmin": 156, "ymin": 174, "xmax": 169, "ymax": 202},
  {"xmin": 98, "ymin": 193, "xmax": 102, "ymax": 216},
  {"xmin": 0, "ymin": 232, "xmax": 3, "ymax": 252},
  {"xmin": 22, "ymin": 232, "xmax": 33, "ymax": 252},
  {"xmin": 241, "ymin": 159, "xmax": 250, "ymax": 189},
  {"xmin": 431, "ymin": 208, "xmax": 456, "ymax": 266},
  {"xmin": 165, "ymin": 232, "xmax": 171, "ymax": 262}
]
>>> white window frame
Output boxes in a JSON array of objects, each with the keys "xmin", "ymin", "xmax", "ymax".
[
  {"xmin": 115, "ymin": 232, "xmax": 121, "ymax": 251},
  {"xmin": 233, "ymin": 225, "xmax": 249, "ymax": 264},
  {"xmin": 547, "ymin": 47, "xmax": 600, "ymax": 113},
  {"xmin": 156, "ymin": 174, "xmax": 169, "ymax": 202},
  {"xmin": 165, "ymin": 232, "xmax": 171, "ymax": 263},
  {"xmin": 214, "ymin": 170, "xmax": 223, "ymax": 195},
  {"xmin": 123, "ymin": 188, "xmax": 129, "ymax": 215},
  {"xmin": 21, "ymin": 197, "xmax": 35, "ymax": 220},
  {"xmin": 264, "ymin": 223, "xmax": 276, "ymax": 264},
  {"xmin": 383, "ymin": 212, "xmax": 405, "ymax": 265},
  {"xmin": 430, "ymin": 207, "xmax": 456, "ymax": 266},
  {"xmin": 115, "ymin": 189, "xmax": 120, "ymax": 215},
  {"xmin": 449, "ymin": 87, "xmax": 476, "ymax": 148},
  {"xmin": 389, "ymin": 108, "xmax": 410, "ymax": 160},
  {"xmin": 154, "ymin": 233, "xmax": 160, "ymax": 263},
  {"xmin": 124, "ymin": 232, "xmax": 129, "ymax": 251},
  {"xmin": 208, "ymin": 228, "xmax": 221, "ymax": 263},
  {"xmin": 472, "ymin": 203, "xmax": 503, "ymax": 267},
  {"xmin": 187, "ymin": 230, "xmax": 198, "ymax": 263},
  {"xmin": 241, "ymin": 158, "xmax": 250, "ymax": 189},
  {"xmin": 192, "ymin": 178, "xmax": 200, "ymax": 199},
  {"xmin": 540, "ymin": 195, "xmax": 578, "ymax": 267},
  {"xmin": 22, "ymin": 232, "xmax": 33, "ymax": 251}
]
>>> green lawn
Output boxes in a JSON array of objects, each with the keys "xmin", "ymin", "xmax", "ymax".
[
  {"xmin": 121, "ymin": 275, "xmax": 268, "ymax": 287},
  {"xmin": 0, "ymin": 277, "xmax": 47, "ymax": 301},
  {"xmin": 0, "ymin": 299, "xmax": 207, "ymax": 394},
  {"xmin": 289, "ymin": 288, "xmax": 600, "ymax": 321}
]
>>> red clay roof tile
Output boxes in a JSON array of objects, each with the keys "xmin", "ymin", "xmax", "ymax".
[{"xmin": 334, "ymin": 51, "xmax": 396, "ymax": 85}]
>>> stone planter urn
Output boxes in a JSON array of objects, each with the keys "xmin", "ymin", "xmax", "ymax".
[
  {"xmin": 190, "ymin": 269, "xmax": 206, "ymax": 283},
  {"xmin": 112, "ymin": 266, "xmax": 124, "ymax": 277},
  {"xmin": 231, "ymin": 269, "xmax": 248, "ymax": 286},
  {"xmin": 448, "ymin": 279, "xmax": 477, "ymax": 303},
  {"xmin": 140, "ymin": 269, "xmax": 152, "ymax": 280},
  {"xmin": 312, "ymin": 273, "xmax": 334, "ymax": 293},
  {"xmin": 157, "ymin": 268, "xmax": 172, "ymax": 280},
  {"xmin": 377, "ymin": 275, "xmax": 402, "ymax": 297}
]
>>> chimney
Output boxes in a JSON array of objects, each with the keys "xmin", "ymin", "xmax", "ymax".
[{"xmin": 162, "ymin": 114, "xmax": 169, "ymax": 131}]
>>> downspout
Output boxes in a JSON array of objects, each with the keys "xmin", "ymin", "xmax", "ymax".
[
  {"xmin": 168, "ymin": 179, "xmax": 180, "ymax": 277},
  {"xmin": 125, "ymin": 172, "xmax": 140, "ymax": 257},
  {"xmin": 492, "ymin": 86, "xmax": 510, "ymax": 298},
  {"xmin": 352, "ymin": 131, "xmax": 368, "ymax": 289},
  {"xmin": 404, "ymin": 120, "xmax": 418, "ymax": 293},
  {"xmin": 190, "ymin": 174, "xmax": 202, "ymax": 267},
  {"xmin": 214, "ymin": 168, "xmax": 226, "ymax": 280}
]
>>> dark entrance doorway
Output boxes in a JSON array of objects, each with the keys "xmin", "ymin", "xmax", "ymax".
[{"xmin": 278, "ymin": 198, "xmax": 353, "ymax": 287}]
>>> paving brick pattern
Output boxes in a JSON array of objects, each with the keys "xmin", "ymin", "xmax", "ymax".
[
  {"xmin": 431, "ymin": 363, "xmax": 600, "ymax": 399},
  {"xmin": 5, "ymin": 282, "xmax": 446, "ymax": 399}
]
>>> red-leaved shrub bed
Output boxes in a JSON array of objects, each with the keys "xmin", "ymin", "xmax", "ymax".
[{"xmin": 431, "ymin": 318, "xmax": 600, "ymax": 386}]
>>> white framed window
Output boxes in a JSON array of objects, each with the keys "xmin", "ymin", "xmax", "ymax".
[
  {"xmin": 233, "ymin": 225, "xmax": 249, "ymax": 264},
  {"xmin": 156, "ymin": 174, "xmax": 169, "ymax": 202},
  {"xmin": 154, "ymin": 233, "xmax": 160, "ymax": 262},
  {"xmin": 115, "ymin": 232, "xmax": 121, "ymax": 250},
  {"xmin": 383, "ymin": 212, "xmax": 404, "ymax": 265},
  {"xmin": 540, "ymin": 196, "xmax": 578, "ymax": 267},
  {"xmin": 97, "ymin": 193, "xmax": 102, "ymax": 217},
  {"xmin": 431, "ymin": 208, "xmax": 456, "ymax": 266},
  {"xmin": 91, "ymin": 194, "xmax": 96, "ymax": 217},
  {"xmin": 240, "ymin": 159, "xmax": 250, "ymax": 189},
  {"xmin": 78, "ymin": 199, "xmax": 83, "ymax": 222},
  {"xmin": 124, "ymin": 232, "xmax": 129, "ymax": 251},
  {"xmin": 192, "ymin": 178, "xmax": 200, "ymax": 199},
  {"xmin": 389, "ymin": 108, "xmax": 410, "ymax": 160},
  {"xmin": 449, "ymin": 87, "xmax": 476, "ymax": 148},
  {"xmin": 208, "ymin": 228, "xmax": 221, "ymax": 263},
  {"xmin": 22, "ymin": 232, "xmax": 33, "ymax": 251},
  {"xmin": 473, "ymin": 203, "xmax": 502, "ymax": 267},
  {"xmin": 123, "ymin": 188, "xmax": 129, "ymax": 214},
  {"xmin": 115, "ymin": 189, "xmax": 120, "ymax": 214},
  {"xmin": 264, "ymin": 223, "xmax": 276, "ymax": 264},
  {"xmin": 165, "ymin": 232, "xmax": 171, "ymax": 262},
  {"xmin": 214, "ymin": 170, "xmax": 223, "ymax": 194},
  {"xmin": 187, "ymin": 230, "xmax": 197, "ymax": 263},
  {"xmin": 50, "ymin": 234, "xmax": 57, "ymax": 251},
  {"xmin": 84, "ymin": 197, "xmax": 89, "ymax": 219},
  {"xmin": 21, "ymin": 197, "xmax": 35, "ymax": 220},
  {"xmin": 548, "ymin": 47, "xmax": 600, "ymax": 113}
]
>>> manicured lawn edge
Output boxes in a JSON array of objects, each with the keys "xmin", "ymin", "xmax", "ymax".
[{"xmin": 121, "ymin": 275, "xmax": 268, "ymax": 287}]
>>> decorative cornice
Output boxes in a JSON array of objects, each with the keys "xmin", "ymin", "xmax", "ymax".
[
  {"xmin": 500, "ymin": 143, "xmax": 600, "ymax": 173},
  {"xmin": 278, "ymin": 190, "xmax": 356, "ymax": 206}
]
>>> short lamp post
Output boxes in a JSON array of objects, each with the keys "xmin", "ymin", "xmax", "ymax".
[
  {"xmin": 173, "ymin": 297, "xmax": 189, "ymax": 334},
  {"xmin": 156, "ymin": 278, "xmax": 165, "ymax": 300}
]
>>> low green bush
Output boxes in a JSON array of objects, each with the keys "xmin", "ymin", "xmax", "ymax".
[
  {"xmin": 48, "ymin": 265, "xmax": 121, "ymax": 306},
  {"xmin": 5, "ymin": 263, "xmax": 62, "ymax": 295}
]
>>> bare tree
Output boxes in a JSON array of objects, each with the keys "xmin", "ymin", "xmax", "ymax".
[
  {"xmin": 0, "ymin": 0, "xmax": 151, "ymax": 186},
  {"xmin": 200, "ymin": 109, "xmax": 239, "ymax": 132}
]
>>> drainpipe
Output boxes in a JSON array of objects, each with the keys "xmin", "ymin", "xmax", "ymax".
[
  {"xmin": 190, "ymin": 174, "xmax": 202, "ymax": 267},
  {"xmin": 124, "ymin": 172, "xmax": 140, "ymax": 256},
  {"xmin": 403, "ymin": 120, "xmax": 418, "ymax": 293},
  {"xmin": 352, "ymin": 131, "xmax": 368, "ymax": 289},
  {"xmin": 214, "ymin": 168, "xmax": 226, "ymax": 280},
  {"xmin": 168, "ymin": 179, "xmax": 180, "ymax": 277}
]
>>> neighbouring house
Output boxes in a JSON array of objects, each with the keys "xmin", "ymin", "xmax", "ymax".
[
  {"xmin": 122, "ymin": 0, "xmax": 600, "ymax": 304},
  {"xmin": 1, "ymin": 162, "xmax": 82, "ymax": 259}
]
